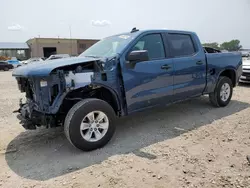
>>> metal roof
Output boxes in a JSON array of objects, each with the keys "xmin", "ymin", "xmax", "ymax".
[{"xmin": 0, "ymin": 42, "xmax": 29, "ymax": 49}]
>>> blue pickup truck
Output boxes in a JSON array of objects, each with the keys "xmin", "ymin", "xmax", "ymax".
[{"xmin": 13, "ymin": 29, "xmax": 242, "ymax": 151}]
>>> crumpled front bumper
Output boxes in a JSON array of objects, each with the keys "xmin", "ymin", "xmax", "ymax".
[{"xmin": 14, "ymin": 99, "xmax": 56, "ymax": 130}]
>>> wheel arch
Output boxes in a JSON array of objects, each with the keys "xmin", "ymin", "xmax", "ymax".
[
  {"xmin": 61, "ymin": 84, "xmax": 121, "ymax": 116},
  {"xmin": 94, "ymin": 84, "xmax": 121, "ymax": 114},
  {"xmin": 218, "ymin": 68, "xmax": 237, "ymax": 87}
]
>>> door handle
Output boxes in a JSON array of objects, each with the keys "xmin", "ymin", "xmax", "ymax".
[
  {"xmin": 196, "ymin": 61, "xmax": 203, "ymax": 65},
  {"xmin": 161, "ymin": 64, "xmax": 171, "ymax": 70}
]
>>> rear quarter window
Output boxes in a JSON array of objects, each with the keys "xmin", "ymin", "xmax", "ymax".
[{"xmin": 168, "ymin": 34, "xmax": 196, "ymax": 57}]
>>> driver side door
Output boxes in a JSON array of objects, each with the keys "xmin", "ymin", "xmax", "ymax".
[{"xmin": 120, "ymin": 33, "xmax": 174, "ymax": 113}]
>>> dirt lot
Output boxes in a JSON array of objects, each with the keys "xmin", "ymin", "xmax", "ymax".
[{"xmin": 0, "ymin": 71, "xmax": 250, "ymax": 188}]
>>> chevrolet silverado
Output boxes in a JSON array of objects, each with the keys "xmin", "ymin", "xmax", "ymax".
[{"xmin": 12, "ymin": 29, "xmax": 242, "ymax": 151}]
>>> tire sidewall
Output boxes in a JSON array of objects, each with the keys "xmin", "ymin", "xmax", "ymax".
[
  {"xmin": 66, "ymin": 99, "xmax": 116, "ymax": 151},
  {"xmin": 216, "ymin": 77, "xmax": 233, "ymax": 107}
]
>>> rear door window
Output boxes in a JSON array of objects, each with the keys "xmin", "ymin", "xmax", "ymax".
[{"xmin": 168, "ymin": 34, "xmax": 196, "ymax": 57}]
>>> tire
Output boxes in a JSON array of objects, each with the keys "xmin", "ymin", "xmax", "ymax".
[
  {"xmin": 209, "ymin": 76, "xmax": 233, "ymax": 107},
  {"xmin": 64, "ymin": 98, "xmax": 116, "ymax": 151},
  {"xmin": 4, "ymin": 67, "xmax": 9, "ymax": 71}
]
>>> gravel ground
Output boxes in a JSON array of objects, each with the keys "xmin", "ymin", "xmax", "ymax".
[{"xmin": 0, "ymin": 71, "xmax": 250, "ymax": 188}]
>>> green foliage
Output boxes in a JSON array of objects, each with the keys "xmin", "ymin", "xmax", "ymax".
[
  {"xmin": 220, "ymin": 40, "xmax": 242, "ymax": 51},
  {"xmin": 203, "ymin": 40, "xmax": 242, "ymax": 52},
  {"xmin": 203, "ymin": 42, "xmax": 220, "ymax": 50}
]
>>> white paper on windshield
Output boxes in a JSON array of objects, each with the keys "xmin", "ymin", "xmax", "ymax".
[{"xmin": 119, "ymin": 35, "xmax": 130, "ymax": 39}]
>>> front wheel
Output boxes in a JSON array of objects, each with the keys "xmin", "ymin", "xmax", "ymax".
[
  {"xmin": 64, "ymin": 98, "xmax": 116, "ymax": 151},
  {"xmin": 4, "ymin": 67, "xmax": 9, "ymax": 71},
  {"xmin": 209, "ymin": 76, "xmax": 233, "ymax": 107}
]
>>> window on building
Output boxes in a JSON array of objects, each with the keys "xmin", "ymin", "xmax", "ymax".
[
  {"xmin": 168, "ymin": 34, "xmax": 196, "ymax": 57},
  {"xmin": 17, "ymin": 50, "xmax": 25, "ymax": 59},
  {"xmin": 80, "ymin": 44, "xmax": 87, "ymax": 49}
]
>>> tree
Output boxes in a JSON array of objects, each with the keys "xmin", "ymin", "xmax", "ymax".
[
  {"xmin": 202, "ymin": 42, "xmax": 220, "ymax": 50},
  {"xmin": 220, "ymin": 40, "xmax": 242, "ymax": 51}
]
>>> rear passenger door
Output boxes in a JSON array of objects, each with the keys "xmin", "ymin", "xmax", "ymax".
[{"xmin": 166, "ymin": 33, "xmax": 206, "ymax": 101}]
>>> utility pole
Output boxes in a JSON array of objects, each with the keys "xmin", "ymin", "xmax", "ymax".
[
  {"xmin": 69, "ymin": 25, "xmax": 72, "ymax": 56},
  {"xmin": 36, "ymin": 36, "xmax": 40, "ymax": 58}
]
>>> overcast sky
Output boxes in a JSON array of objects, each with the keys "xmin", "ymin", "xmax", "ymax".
[{"xmin": 1, "ymin": 0, "xmax": 250, "ymax": 48}]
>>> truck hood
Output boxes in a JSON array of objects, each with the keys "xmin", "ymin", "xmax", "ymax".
[{"xmin": 12, "ymin": 56, "xmax": 101, "ymax": 77}]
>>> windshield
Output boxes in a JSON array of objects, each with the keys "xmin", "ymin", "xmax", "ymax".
[{"xmin": 80, "ymin": 34, "xmax": 134, "ymax": 58}]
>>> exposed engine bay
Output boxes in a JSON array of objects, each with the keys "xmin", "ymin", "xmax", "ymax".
[{"xmin": 14, "ymin": 57, "xmax": 121, "ymax": 130}]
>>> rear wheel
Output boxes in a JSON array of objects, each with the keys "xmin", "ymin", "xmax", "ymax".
[
  {"xmin": 4, "ymin": 67, "xmax": 9, "ymax": 71},
  {"xmin": 209, "ymin": 76, "xmax": 233, "ymax": 107},
  {"xmin": 64, "ymin": 98, "xmax": 116, "ymax": 151}
]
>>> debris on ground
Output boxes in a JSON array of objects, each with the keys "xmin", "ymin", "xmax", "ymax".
[{"xmin": 0, "ymin": 72, "xmax": 250, "ymax": 187}]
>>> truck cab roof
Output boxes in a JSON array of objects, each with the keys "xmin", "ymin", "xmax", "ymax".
[{"xmin": 116, "ymin": 29, "xmax": 196, "ymax": 38}]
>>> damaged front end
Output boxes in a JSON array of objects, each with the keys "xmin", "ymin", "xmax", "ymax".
[
  {"xmin": 14, "ymin": 71, "xmax": 66, "ymax": 129},
  {"xmin": 15, "ymin": 99, "xmax": 56, "ymax": 130},
  {"xmin": 13, "ymin": 56, "xmax": 120, "ymax": 130}
]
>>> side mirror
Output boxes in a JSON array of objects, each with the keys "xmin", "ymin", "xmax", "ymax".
[{"xmin": 127, "ymin": 50, "xmax": 149, "ymax": 64}]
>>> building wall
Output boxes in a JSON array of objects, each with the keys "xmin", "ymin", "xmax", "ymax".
[
  {"xmin": 77, "ymin": 39, "xmax": 99, "ymax": 55},
  {"xmin": 27, "ymin": 38, "xmax": 99, "ymax": 58},
  {"xmin": 27, "ymin": 38, "xmax": 78, "ymax": 58}
]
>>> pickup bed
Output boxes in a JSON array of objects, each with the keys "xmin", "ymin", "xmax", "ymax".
[{"xmin": 12, "ymin": 29, "xmax": 242, "ymax": 151}]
